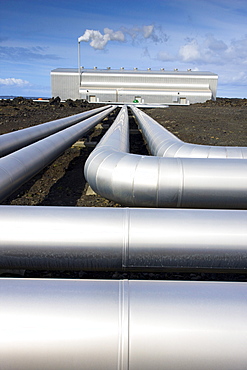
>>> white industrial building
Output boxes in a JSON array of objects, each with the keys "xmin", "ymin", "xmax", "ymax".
[{"xmin": 51, "ymin": 67, "xmax": 218, "ymax": 105}]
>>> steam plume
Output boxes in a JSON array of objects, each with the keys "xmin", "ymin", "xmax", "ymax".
[
  {"xmin": 78, "ymin": 28, "xmax": 125, "ymax": 50},
  {"xmin": 78, "ymin": 25, "xmax": 168, "ymax": 50}
]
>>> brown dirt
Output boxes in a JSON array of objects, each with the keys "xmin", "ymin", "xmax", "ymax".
[{"xmin": 0, "ymin": 96, "xmax": 247, "ymax": 281}]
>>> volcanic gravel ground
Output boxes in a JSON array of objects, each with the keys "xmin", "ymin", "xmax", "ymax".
[{"xmin": 0, "ymin": 96, "xmax": 247, "ymax": 281}]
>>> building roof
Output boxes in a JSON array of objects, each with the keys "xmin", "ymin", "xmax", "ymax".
[{"xmin": 51, "ymin": 68, "xmax": 218, "ymax": 78}]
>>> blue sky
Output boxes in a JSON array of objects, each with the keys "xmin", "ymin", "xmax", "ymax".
[{"xmin": 1, "ymin": 0, "xmax": 247, "ymax": 98}]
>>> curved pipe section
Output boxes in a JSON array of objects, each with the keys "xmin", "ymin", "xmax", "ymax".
[
  {"xmin": 0, "ymin": 106, "xmax": 115, "ymax": 202},
  {"xmin": 0, "ymin": 206, "xmax": 246, "ymax": 272},
  {"xmin": 0, "ymin": 105, "xmax": 109, "ymax": 158},
  {"xmin": 1, "ymin": 278, "xmax": 247, "ymax": 370},
  {"xmin": 130, "ymin": 105, "xmax": 247, "ymax": 158},
  {"xmin": 85, "ymin": 106, "xmax": 247, "ymax": 208}
]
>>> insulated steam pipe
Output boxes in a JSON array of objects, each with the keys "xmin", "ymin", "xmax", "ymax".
[
  {"xmin": 0, "ymin": 105, "xmax": 110, "ymax": 158},
  {"xmin": 0, "ymin": 106, "xmax": 115, "ymax": 202},
  {"xmin": 85, "ymin": 106, "xmax": 247, "ymax": 208},
  {"xmin": 130, "ymin": 105, "xmax": 247, "ymax": 158},
  {"xmin": 0, "ymin": 206, "xmax": 247, "ymax": 272},
  {"xmin": 1, "ymin": 278, "xmax": 247, "ymax": 370}
]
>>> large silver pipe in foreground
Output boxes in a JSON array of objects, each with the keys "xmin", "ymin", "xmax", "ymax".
[
  {"xmin": 0, "ymin": 206, "xmax": 247, "ymax": 272},
  {"xmin": 0, "ymin": 106, "xmax": 115, "ymax": 202},
  {"xmin": 85, "ymin": 106, "xmax": 247, "ymax": 208},
  {"xmin": 1, "ymin": 278, "xmax": 247, "ymax": 370},
  {"xmin": 130, "ymin": 105, "xmax": 247, "ymax": 158},
  {"xmin": 0, "ymin": 105, "xmax": 109, "ymax": 157}
]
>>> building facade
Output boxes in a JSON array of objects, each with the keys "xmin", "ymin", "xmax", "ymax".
[{"xmin": 51, "ymin": 67, "xmax": 218, "ymax": 105}]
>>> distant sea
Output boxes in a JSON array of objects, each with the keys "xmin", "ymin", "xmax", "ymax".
[{"xmin": 0, "ymin": 95, "xmax": 50, "ymax": 100}]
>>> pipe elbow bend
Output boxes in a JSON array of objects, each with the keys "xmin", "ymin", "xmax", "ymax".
[{"xmin": 85, "ymin": 150, "xmax": 183, "ymax": 207}]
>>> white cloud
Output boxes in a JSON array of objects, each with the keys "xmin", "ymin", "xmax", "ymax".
[
  {"xmin": 220, "ymin": 70, "xmax": 247, "ymax": 85},
  {"xmin": 0, "ymin": 78, "xmax": 30, "ymax": 86},
  {"xmin": 157, "ymin": 51, "xmax": 174, "ymax": 61},
  {"xmin": 156, "ymin": 34, "xmax": 247, "ymax": 68},
  {"xmin": 225, "ymin": 37, "xmax": 247, "ymax": 63},
  {"xmin": 179, "ymin": 39, "xmax": 202, "ymax": 62},
  {"xmin": 205, "ymin": 34, "xmax": 227, "ymax": 52},
  {"xmin": 0, "ymin": 46, "xmax": 61, "ymax": 61}
]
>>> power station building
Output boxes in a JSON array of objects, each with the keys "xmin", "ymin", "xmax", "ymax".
[{"xmin": 51, "ymin": 67, "xmax": 218, "ymax": 105}]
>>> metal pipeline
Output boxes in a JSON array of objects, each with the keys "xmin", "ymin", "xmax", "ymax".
[
  {"xmin": 0, "ymin": 106, "xmax": 116, "ymax": 202},
  {"xmin": 1, "ymin": 278, "xmax": 247, "ymax": 370},
  {"xmin": 85, "ymin": 106, "xmax": 247, "ymax": 208},
  {"xmin": 0, "ymin": 105, "xmax": 110, "ymax": 158},
  {"xmin": 0, "ymin": 205, "xmax": 247, "ymax": 272},
  {"xmin": 130, "ymin": 105, "xmax": 247, "ymax": 158}
]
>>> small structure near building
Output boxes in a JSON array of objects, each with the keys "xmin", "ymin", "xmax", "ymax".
[{"xmin": 51, "ymin": 67, "xmax": 218, "ymax": 105}]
